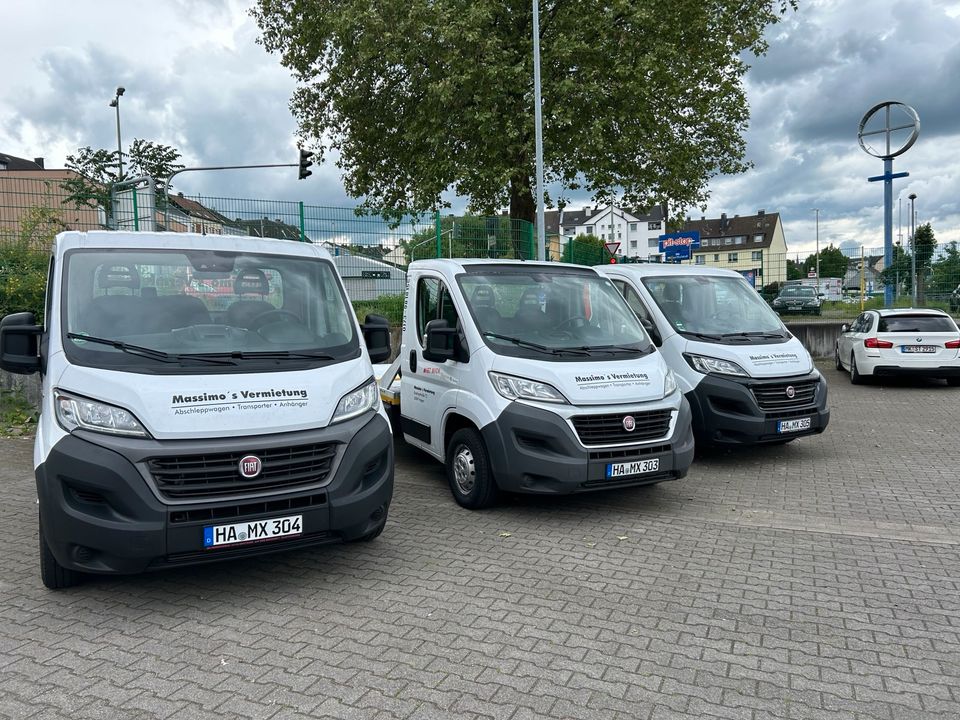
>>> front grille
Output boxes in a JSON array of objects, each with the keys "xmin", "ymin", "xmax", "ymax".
[
  {"xmin": 571, "ymin": 409, "xmax": 672, "ymax": 446},
  {"xmin": 147, "ymin": 443, "xmax": 339, "ymax": 500},
  {"xmin": 751, "ymin": 380, "xmax": 817, "ymax": 411}
]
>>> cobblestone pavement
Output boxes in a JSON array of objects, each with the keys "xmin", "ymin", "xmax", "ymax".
[{"xmin": 1, "ymin": 363, "xmax": 959, "ymax": 719}]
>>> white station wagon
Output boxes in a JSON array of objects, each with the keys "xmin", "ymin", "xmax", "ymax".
[{"xmin": 835, "ymin": 308, "xmax": 960, "ymax": 385}]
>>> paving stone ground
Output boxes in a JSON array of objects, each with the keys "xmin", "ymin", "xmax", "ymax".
[{"xmin": 1, "ymin": 362, "xmax": 958, "ymax": 719}]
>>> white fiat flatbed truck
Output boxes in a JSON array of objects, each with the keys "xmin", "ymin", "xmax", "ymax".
[
  {"xmin": 597, "ymin": 263, "xmax": 829, "ymax": 446},
  {"xmin": 0, "ymin": 231, "xmax": 395, "ymax": 589},
  {"xmin": 376, "ymin": 259, "xmax": 695, "ymax": 508}
]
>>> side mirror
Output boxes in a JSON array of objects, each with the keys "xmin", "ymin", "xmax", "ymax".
[
  {"xmin": 423, "ymin": 318, "xmax": 456, "ymax": 363},
  {"xmin": 0, "ymin": 312, "xmax": 42, "ymax": 375},
  {"xmin": 360, "ymin": 313, "xmax": 391, "ymax": 363},
  {"xmin": 638, "ymin": 316, "xmax": 662, "ymax": 347},
  {"xmin": 840, "ymin": 323, "xmax": 850, "ymax": 333}
]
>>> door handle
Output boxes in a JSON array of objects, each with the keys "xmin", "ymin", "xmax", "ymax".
[{"xmin": 409, "ymin": 349, "xmax": 417, "ymax": 374}]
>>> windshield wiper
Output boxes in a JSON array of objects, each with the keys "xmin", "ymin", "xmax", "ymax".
[
  {"xmin": 719, "ymin": 331, "xmax": 787, "ymax": 339},
  {"xmin": 560, "ymin": 344, "xmax": 645, "ymax": 355},
  {"xmin": 681, "ymin": 331, "xmax": 725, "ymax": 341},
  {"xmin": 208, "ymin": 350, "xmax": 336, "ymax": 361},
  {"xmin": 482, "ymin": 332, "xmax": 589, "ymax": 356},
  {"xmin": 67, "ymin": 333, "xmax": 236, "ymax": 365}
]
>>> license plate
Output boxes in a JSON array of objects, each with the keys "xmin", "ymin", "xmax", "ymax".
[
  {"xmin": 606, "ymin": 458, "xmax": 660, "ymax": 478},
  {"xmin": 778, "ymin": 417, "xmax": 812, "ymax": 433},
  {"xmin": 203, "ymin": 514, "xmax": 302, "ymax": 549},
  {"xmin": 901, "ymin": 345, "xmax": 937, "ymax": 353}
]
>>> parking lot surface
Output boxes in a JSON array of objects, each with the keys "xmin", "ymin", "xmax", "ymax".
[{"xmin": 1, "ymin": 362, "xmax": 959, "ymax": 719}]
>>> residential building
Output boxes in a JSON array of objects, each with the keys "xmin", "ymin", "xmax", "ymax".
[
  {"xmin": 166, "ymin": 194, "xmax": 246, "ymax": 236},
  {"xmin": 682, "ymin": 210, "xmax": 788, "ymax": 286},
  {"xmin": 544, "ymin": 204, "xmax": 667, "ymax": 261},
  {"xmin": 235, "ymin": 216, "xmax": 302, "ymax": 241}
]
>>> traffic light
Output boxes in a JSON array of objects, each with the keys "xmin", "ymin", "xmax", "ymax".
[{"xmin": 298, "ymin": 148, "xmax": 314, "ymax": 180}]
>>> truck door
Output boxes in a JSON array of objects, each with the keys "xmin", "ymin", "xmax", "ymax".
[{"xmin": 401, "ymin": 275, "xmax": 462, "ymax": 457}]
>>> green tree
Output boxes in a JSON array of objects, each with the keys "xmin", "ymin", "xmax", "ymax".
[
  {"xmin": 62, "ymin": 139, "xmax": 185, "ymax": 217},
  {"xmin": 252, "ymin": 0, "xmax": 796, "ymax": 224},
  {"xmin": 562, "ymin": 234, "xmax": 606, "ymax": 265},
  {"xmin": 912, "ymin": 223, "xmax": 937, "ymax": 302},
  {"xmin": 0, "ymin": 206, "xmax": 61, "ymax": 322},
  {"xmin": 931, "ymin": 241, "xmax": 960, "ymax": 294},
  {"xmin": 786, "ymin": 258, "xmax": 804, "ymax": 281},
  {"xmin": 801, "ymin": 244, "xmax": 846, "ymax": 279},
  {"xmin": 879, "ymin": 242, "xmax": 913, "ymax": 295}
]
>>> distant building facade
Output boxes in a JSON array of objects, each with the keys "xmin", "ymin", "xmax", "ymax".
[{"xmin": 682, "ymin": 210, "xmax": 788, "ymax": 286}]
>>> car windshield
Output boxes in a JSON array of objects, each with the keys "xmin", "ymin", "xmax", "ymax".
[
  {"xmin": 62, "ymin": 248, "xmax": 358, "ymax": 372},
  {"xmin": 457, "ymin": 267, "xmax": 651, "ymax": 358},
  {"xmin": 641, "ymin": 275, "xmax": 786, "ymax": 337},
  {"xmin": 780, "ymin": 286, "xmax": 817, "ymax": 298},
  {"xmin": 878, "ymin": 315, "xmax": 958, "ymax": 333}
]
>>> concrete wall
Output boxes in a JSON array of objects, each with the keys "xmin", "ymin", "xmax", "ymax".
[{"xmin": 785, "ymin": 321, "xmax": 844, "ymax": 359}]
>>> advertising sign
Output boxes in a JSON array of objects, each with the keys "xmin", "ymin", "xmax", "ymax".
[{"xmin": 658, "ymin": 231, "xmax": 700, "ymax": 261}]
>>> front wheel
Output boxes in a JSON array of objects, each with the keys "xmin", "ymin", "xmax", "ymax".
[
  {"xmin": 39, "ymin": 517, "xmax": 81, "ymax": 590},
  {"xmin": 446, "ymin": 428, "xmax": 499, "ymax": 509},
  {"xmin": 947, "ymin": 377, "xmax": 960, "ymax": 387},
  {"xmin": 835, "ymin": 344, "xmax": 844, "ymax": 371}
]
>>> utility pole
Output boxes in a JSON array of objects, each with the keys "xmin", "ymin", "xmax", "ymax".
[
  {"xmin": 812, "ymin": 208, "xmax": 821, "ymax": 297},
  {"xmin": 909, "ymin": 192, "xmax": 917, "ymax": 305}
]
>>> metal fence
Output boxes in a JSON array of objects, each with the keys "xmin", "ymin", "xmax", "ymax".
[{"xmin": 2, "ymin": 175, "xmax": 958, "ymax": 323}]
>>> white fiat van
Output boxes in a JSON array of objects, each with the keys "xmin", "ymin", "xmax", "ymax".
[
  {"xmin": 0, "ymin": 231, "xmax": 394, "ymax": 589},
  {"xmin": 598, "ymin": 264, "xmax": 829, "ymax": 446},
  {"xmin": 378, "ymin": 259, "xmax": 695, "ymax": 508}
]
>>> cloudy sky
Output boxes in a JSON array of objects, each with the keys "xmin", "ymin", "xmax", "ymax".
[{"xmin": 2, "ymin": 0, "xmax": 958, "ymax": 256}]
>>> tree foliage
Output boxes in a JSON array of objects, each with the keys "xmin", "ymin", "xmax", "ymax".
[
  {"xmin": 62, "ymin": 139, "xmax": 185, "ymax": 216},
  {"xmin": 931, "ymin": 241, "xmax": 960, "ymax": 294},
  {"xmin": 800, "ymin": 244, "xmax": 846, "ymax": 280},
  {"xmin": 0, "ymin": 206, "xmax": 60, "ymax": 323},
  {"xmin": 252, "ymin": 0, "xmax": 796, "ymax": 224}
]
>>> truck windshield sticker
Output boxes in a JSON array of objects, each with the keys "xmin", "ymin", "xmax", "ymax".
[{"xmin": 171, "ymin": 388, "xmax": 309, "ymax": 415}]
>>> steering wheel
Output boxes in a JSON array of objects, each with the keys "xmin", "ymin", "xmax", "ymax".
[
  {"xmin": 248, "ymin": 310, "xmax": 303, "ymax": 331},
  {"xmin": 555, "ymin": 315, "xmax": 589, "ymax": 331}
]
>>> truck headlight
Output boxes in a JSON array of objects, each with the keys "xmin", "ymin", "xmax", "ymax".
[
  {"xmin": 55, "ymin": 390, "xmax": 149, "ymax": 437},
  {"xmin": 684, "ymin": 353, "xmax": 750, "ymax": 378},
  {"xmin": 489, "ymin": 372, "xmax": 568, "ymax": 404},
  {"xmin": 663, "ymin": 368, "xmax": 678, "ymax": 398},
  {"xmin": 332, "ymin": 378, "xmax": 380, "ymax": 423}
]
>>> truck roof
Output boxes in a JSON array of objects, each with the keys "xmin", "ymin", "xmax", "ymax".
[
  {"xmin": 53, "ymin": 231, "xmax": 333, "ymax": 261},
  {"xmin": 598, "ymin": 263, "xmax": 745, "ymax": 279},
  {"xmin": 409, "ymin": 258, "xmax": 599, "ymax": 273}
]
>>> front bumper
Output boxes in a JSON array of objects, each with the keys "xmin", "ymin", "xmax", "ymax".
[
  {"xmin": 36, "ymin": 413, "xmax": 393, "ymax": 576},
  {"xmin": 480, "ymin": 397, "xmax": 695, "ymax": 494},
  {"xmin": 686, "ymin": 370, "xmax": 830, "ymax": 445}
]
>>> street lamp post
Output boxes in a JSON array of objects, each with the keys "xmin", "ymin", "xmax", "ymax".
[
  {"xmin": 812, "ymin": 208, "xmax": 820, "ymax": 297},
  {"xmin": 532, "ymin": 0, "xmax": 545, "ymax": 261},
  {"xmin": 909, "ymin": 192, "xmax": 917, "ymax": 305},
  {"xmin": 109, "ymin": 86, "xmax": 125, "ymax": 179}
]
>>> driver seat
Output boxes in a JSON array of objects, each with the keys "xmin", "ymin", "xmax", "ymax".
[{"xmin": 224, "ymin": 269, "xmax": 275, "ymax": 328}]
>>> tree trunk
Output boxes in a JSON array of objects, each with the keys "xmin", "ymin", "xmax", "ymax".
[{"xmin": 509, "ymin": 174, "xmax": 535, "ymax": 259}]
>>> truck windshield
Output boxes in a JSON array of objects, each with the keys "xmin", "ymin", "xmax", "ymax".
[
  {"xmin": 642, "ymin": 275, "xmax": 786, "ymax": 340},
  {"xmin": 61, "ymin": 248, "xmax": 358, "ymax": 373},
  {"xmin": 458, "ymin": 268, "xmax": 651, "ymax": 359}
]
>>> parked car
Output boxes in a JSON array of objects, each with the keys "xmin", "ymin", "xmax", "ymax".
[
  {"xmin": 950, "ymin": 284, "xmax": 960, "ymax": 312},
  {"xmin": 771, "ymin": 286, "xmax": 822, "ymax": 315},
  {"xmin": 835, "ymin": 308, "xmax": 960, "ymax": 385}
]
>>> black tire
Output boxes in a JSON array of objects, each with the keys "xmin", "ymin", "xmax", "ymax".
[
  {"xmin": 835, "ymin": 344, "xmax": 844, "ymax": 371},
  {"xmin": 39, "ymin": 517, "xmax": 81, "ymax": 590},
  {"xmin": 445, "ymin": 427, "xmax": 499, "ymax": 509},
  {"xmin": 850, "ymin": 353, "xmax": 864, "ymax": 385},
  {"xmin": 947, "ymin": 377, "xmax": 960, "ymax": 387}
]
